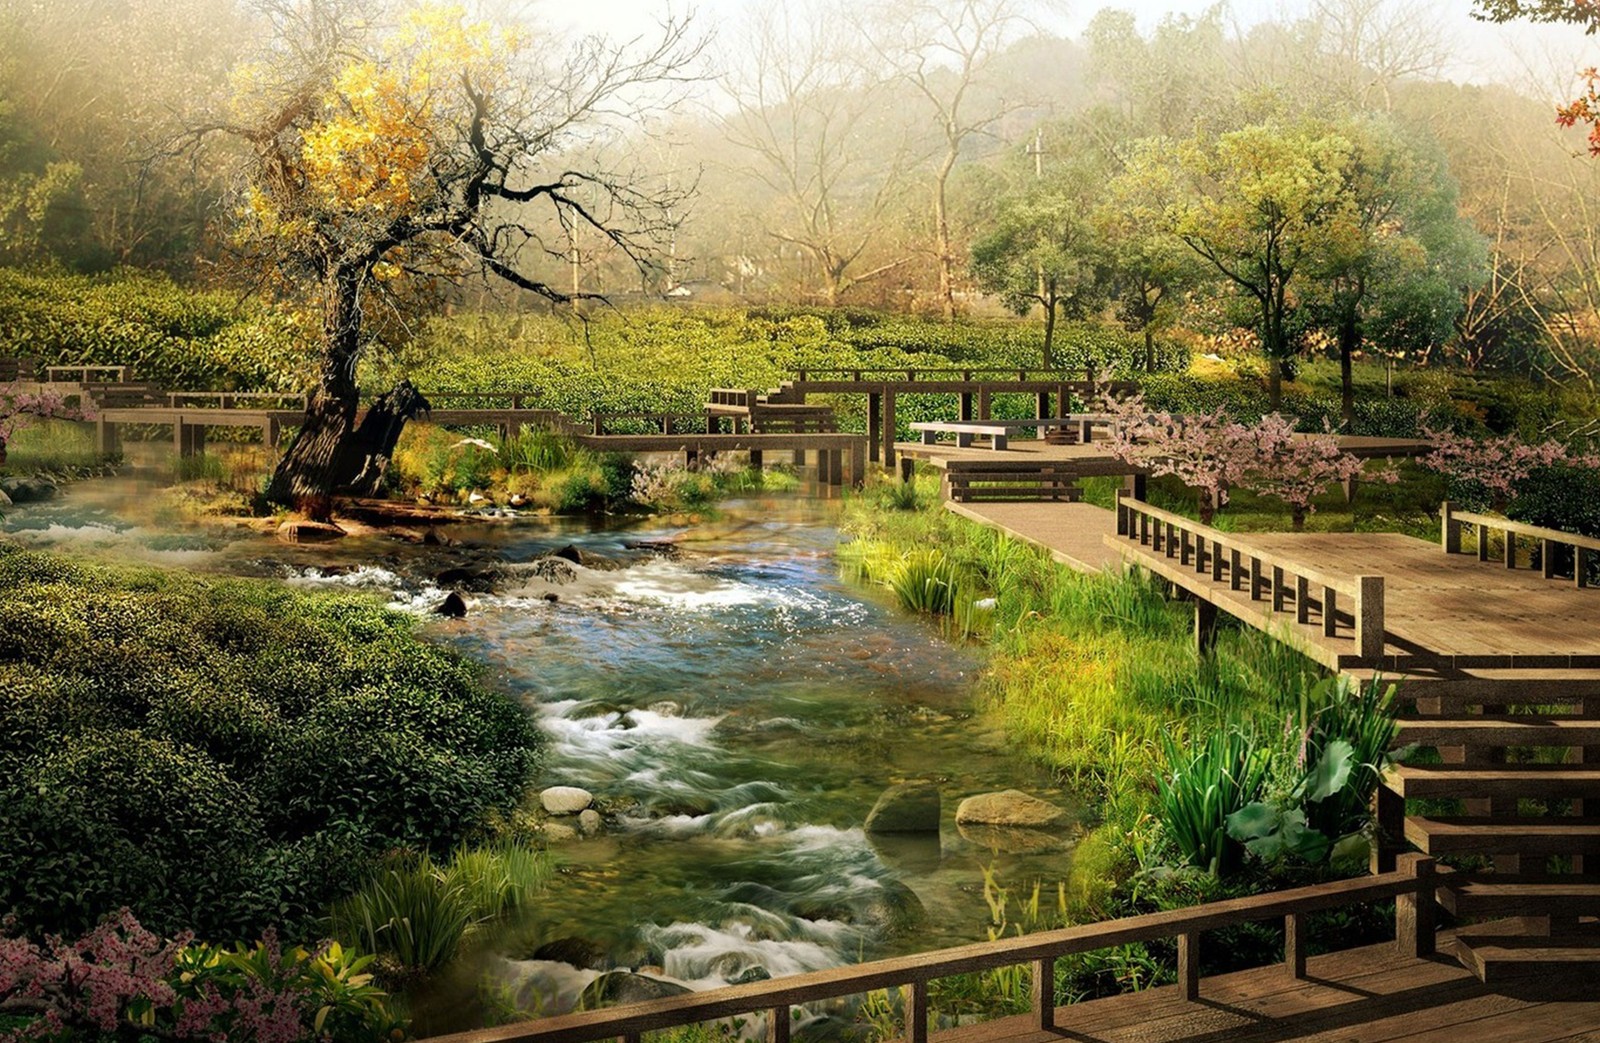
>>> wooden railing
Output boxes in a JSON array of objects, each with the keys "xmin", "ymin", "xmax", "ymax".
[
  {"xmin": 1441, "ymin": 501, "xmax": 1600, "ymax": 589},
  {"xmin": 0, "ymin": 356, "xmax": 38, "ymax": 382},
  {"xmin": 47, "ymin": 364, "xmax": 128, "ymax": 383},
  {"xmin": 423, "ymin": 391, "xmax": 542, "ymax": 410},
  {"xmin": 707, "ymin": 388, "xmax": 755, "ymax": 408},
  {"xmin": 167, "ymin": 391, "xmax": 309, "ymax": 410},
  {"xmin": 790, "ymin": 367, "xmax": 1098, "ymax": 383},
  {"xmin": 419, "ymin": 858, "xmax": 1436, "ymax": 1043},
  {"xmin": 1114, "ymin": 494, "xmax": 1387, "ymax": 661},
  {"xmin": 590, "ymin": 411, "xmax": 707, "ymax": 436}
]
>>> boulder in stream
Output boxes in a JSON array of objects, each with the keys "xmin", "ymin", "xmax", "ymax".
[
  {"xmin": 540, "ymin": 786, "xmax": 594, "ymax": 815},
  {"xmin": 0, "ymin": 487, "xmax": 11, "ymax": 509},
  {"xmin": 864, "ymin": 782, "xmax": 941, "ymax": 835},
  {"xmin": 579, "ymin": 971, "xmax": 691, "ymax": 1010},
  {"xmin": 532, "ymin": 937, "xmax": 610, "ymax": 971},
  {"xmin": 0, "ymin": 476, "xmax": 57, "ymax": 504},
  {"xmin": 276, "ymin": 519, "xmax": 345, "ymax": 544},
  {"xmin": 578, "ymin": 809, "xmax": 603, "ymax": 836},
  {"xmin": 955, "ymin": 790, "xmax": 1067, "ymax": 829},
  {"xmin": 433, "ymin": 592, "xmax": 468, "ymax": 619},
  {"xmin": 434, "ymin": 565, "xmax": 500, "ymax": 592}
]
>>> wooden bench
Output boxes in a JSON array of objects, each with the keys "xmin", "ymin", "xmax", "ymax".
[
  {"xmin": 912, "ymin": 416, "xmax": 1115, "ymax": 450},
  {"xmin": 912, "ymin": 421, "xmax": 1017, "ymax": 449}
]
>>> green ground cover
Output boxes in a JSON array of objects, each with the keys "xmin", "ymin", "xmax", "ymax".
[{"xmin": 0, "ymin": 545, "xmax": 557, "ymax": 1036}]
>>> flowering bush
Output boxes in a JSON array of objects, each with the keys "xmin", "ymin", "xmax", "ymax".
[
  {"xmin": 1237, "ymin": 414, "xmax": 1371, "ymax": 530},
  {"xmin": 1101, "ymin": 394, "xmax": 1253, "ymax": 521},
  {"xmin": 1102, "ymin": 393, "xmax": 1380, "ymax": 528},
  {"xmin": 1419, "ymin": 424, "xmax": 1582, "ymax": 510},
  {"xmin": 0, "ymin": 910, "xmax": 401, "ymax": 1042},
  {"xmin": 0, "ymin": 385, "xmax": 91, "ymax": 466}
]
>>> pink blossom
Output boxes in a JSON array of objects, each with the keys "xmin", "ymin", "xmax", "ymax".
[{"xmin": 1419, "ymin": 424, "xmax": 1572, "ymax": 507}]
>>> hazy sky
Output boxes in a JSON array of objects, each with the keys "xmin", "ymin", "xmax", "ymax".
[{"xmin": 549, "ymin": 0, "xmax": 1592, "ymax": 98}]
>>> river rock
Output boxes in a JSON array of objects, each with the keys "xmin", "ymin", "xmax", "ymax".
[
  {"xmin": 422, "ymin": 527, "xmax": 458, "ymax": 547},
  {"xmin": 954, "ymin": 790, "xmax": 1067, "ymax": 829},
  {"xmin": 579, "ymin": 971, "xmax": 691, "ymax": 1010},
  {"xmin": 956, "ymin": 822, "xmax": 1067, "ymax": 855},
  {"xmin": 532, "ymin": 937, "xmax": 610, "ymax": 971},
  {"xmin": 435, "ymin": 565, "xmax": 499, "ymax": 592},
  {"xmin": 434, "ymin": 592, "xmax": 468, "ymax": 619},
  {"xmin": 527, "ymin": 557, "xmax": 578, "ymax": 584},
  {"xmin": 540, "ymin": 786, "xmax": 594, "ymax": 815},
  {"xmin": 0, "ymin": 488, "xmax": 11, "ymax": 509},
  {"xmin": 543, "ymin": 821, "xmax": 579, "ymax": 842},
  {"xmin": 276, "ymin": 519, "xmax": 345, "ymax": 544},
  {"xmin": 0, "ymin": 476, "xmax": 57, "ymax": 503},
  {"xmin": 864, "ymin": 782, "xmax": 941, "ymax": 835},
  {"xmin": 730, "ymin": 966, "xmax": 771, "ymax": 985},
  {"xmin": 578, "ymin": 809, "xmax": 603, "ymax": 836},
  {"xmin": 552, "ymin": 543, "xmax": 588, "ymax": 565}
]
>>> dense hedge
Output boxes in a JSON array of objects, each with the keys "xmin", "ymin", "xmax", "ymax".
[
  {"xmin": 0, "ymin": 268, "xmax": 314, "ymax": 391},
  {"xmin": 0, "ymin": 545, "xmax": 543, "ymax": 941}
]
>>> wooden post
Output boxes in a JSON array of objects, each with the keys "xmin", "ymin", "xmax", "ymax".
[
  {"xmin": 1036, "ymin": 391, "xmax": 1049, "ymax": 418},
  {"xmin": 1195, "ymin": 599, "xmax": 1219, "ymax": 657},
  {"xmin": 1356, "ymin": 575, "xmax": 1385, "ymax": 662},
  {"xmin": 850, "ymin": 440, "xmax": 866, "ymax": 489},
  {"xmin": 902, "ymin": 981, "xmax": 928, "ymax": 1043},
  {"xmin": 978, "ymin": 388, "xmax": 992, "ymax": 420},
  {"xmin": 1229, "ymin": 549, "xmax": 1243, "ymax": 591},
  {"xmin": 1477, "ymin": 522, "xmax": 1489, "ymax": 562},
  {"xmin": 1441, "ymin": 501, "xmax": 1459, "ymax": 554},
  {"xmin": 1395, "ymin": 854, "xmax": 1437, "ymax": 959},
  {"xmin": 1505, "ymin": 530, "xmax": 1517, "ymax": 569},
  {"xmin": 883, "ymin": 392, "xmax": 897, "ymax": 468},
  {"xmin": 1371, "ymin": 784, "xmax": 1403, "ymax": 874},
  {"xmin": 1178, "ymin": 932, "xmax": 1200, "ymax": 1001},
  {"xmin": 95, "ymin": 418, "xmax": 120, "ymax": 457},
  {"xmin": 959, "ymin": 391, "xmax": 974, "ymax": 422},
  {"xmin": 1580, "ymin": 546, "xmax": 1591, "ymax": 590},
  {"xmin": 1272, "ymin": 566, "xmax": 1287, "ymax": 612},
  {"xmin": 1542, "ymin": 538, "xmax": 1556, "ymax": 579},
  {"xmin": 749, "ymin": 449, "xmax": 764, "ymax": 471},
  {"xmin": 1033, "ymin": 957, "xmax": 1055, "ymax": 1031},
  {"xmin": 1285, "ymin": 913, "xmax": 1306, "ymax": 980},
  {"xmin": 1124, "ymin": 472, "xmax": 1147, "ymax": 501},
  {"xmin": 1322, "ymin": 586, "xmax": 1338, "ymax": 637},
  {"xmin": 868, "ymin": 393, "xmax": 882, "ymax": 463},
  {"xmin": 768, "ymin": 1006, "xmax": 790, "ymax": 1043},
  {"xmin": 1295, "ymin": 575, "xmax": 1311, "ymax": 624}
]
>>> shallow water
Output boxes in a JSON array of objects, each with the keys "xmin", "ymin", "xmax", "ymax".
[{"xmin": 4, "ymin": 473, "xmax": 1076, "ymax": 1033}]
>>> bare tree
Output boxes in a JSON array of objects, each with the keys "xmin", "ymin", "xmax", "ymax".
[
  {"xmin": 204, "ymin": 0, "xmax": 704, "ymax": 507},
  {"xmin": 1305, "ymin": 0, "xmax": 1455, "ymax": 111},
  {"xmin": 721, "ymin": 0, "xmax": 914, "ymax": 306},
  {"xmin": 864, "ymin": 0, "xmax": 1032, "ymax": 321}
]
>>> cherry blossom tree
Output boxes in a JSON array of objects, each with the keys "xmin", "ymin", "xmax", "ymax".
[
  {"xmin": 1419, "ymin": 423, "xmax": 1575, "ymax": 510},
  {"xmin": 1236, "ymin": 413, "xmax": 1369, "ymax": 530},
  {"xmin": 0, "ymin": 385, "xmax": 90, "ymax": 467},
  {"xmin": 1101, "ymin": 393, "xmax": 1255, "ymax": 522}
]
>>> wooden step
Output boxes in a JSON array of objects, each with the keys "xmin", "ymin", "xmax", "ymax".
[
  {"xmin": 1404, "ymin": 816, "xmax": 1600, "ymax": 856},
  {"xmin": 1395, "ymin": 716, "xmax": 1600, "ymax": 747},
  {"xmin": 1384, "ymin": 764, "xmax": 1600, "ymax": 800},
  {"xmin": 1453, "ymin": 931, "xmax": 1600, "ymax": 985},
  {"xmin": 1440, "ymin": 874, "xmax": 1600, "ymax": 917},
  {"xmin": 1385, "ymin": 676, "xmax": 1600, "ymax": 711}
]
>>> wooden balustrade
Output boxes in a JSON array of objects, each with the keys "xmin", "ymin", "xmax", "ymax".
[
  {"xmin": 791, "ymin": 366, "xmax": 1097, "ymax": 383},
  {"xmin": 1114, "ymin": 493, "xmax": 1387, "ymax": 662},
  {"xmin": 418, "ymin": 858, "xmax": 1435, "ymax": 1043},
  {"xmin": 167, "ymin": 391, "xmax": 308, "ymax": 410},
  {"xmin": 1440, "ymin": 501, "xmax": 1600, "ymax": 589},
  {"xmin": 589, "ymin": 411, "xmax": 707, "ymax": 436},
  {"xmin": 46, "ymin": 364, "xmax": 127, "ymax": 383}
]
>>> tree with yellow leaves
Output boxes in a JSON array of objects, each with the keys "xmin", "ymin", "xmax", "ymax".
[{"xmin": 210, "ymin": 0, "xmax": 701, "ymax": 507}]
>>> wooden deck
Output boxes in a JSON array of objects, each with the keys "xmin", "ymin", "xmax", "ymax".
[
  {"xmin": 946, "ymin": 501, "xmax": 1124, "ymax": 573},
  {"xmin": 940, "ymin": 929, "xmax": 1600, "ymax": 1043},
  {"xmin": 1110, "ymin": 503, "xmax": 1600, "ymax": 672}
]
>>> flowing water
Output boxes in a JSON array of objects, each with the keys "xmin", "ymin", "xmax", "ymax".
[{"xmin": 4, "ymin": 473, "xmax": 1077, "ymax": 1033}]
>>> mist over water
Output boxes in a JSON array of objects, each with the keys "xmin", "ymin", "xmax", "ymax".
[{"xmin": 5, "ymin": 477, "xmax": 1078, "ymax": 1033}]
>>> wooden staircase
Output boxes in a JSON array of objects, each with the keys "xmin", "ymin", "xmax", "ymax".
[{"xmin": 1378, "ymin": 676, "xmax": 1600, "ymax": 983}]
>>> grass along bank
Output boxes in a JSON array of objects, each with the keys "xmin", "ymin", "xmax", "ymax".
[{"xmin": 839, "ymin": 478, "xmax": 1401, "ymax": 1011}]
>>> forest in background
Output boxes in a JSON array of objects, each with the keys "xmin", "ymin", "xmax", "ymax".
[{"xmin": 2, "ymin": 0, "xmax": 1599, "ymax": 398}]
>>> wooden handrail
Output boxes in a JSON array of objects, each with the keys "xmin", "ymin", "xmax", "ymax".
[
  {"xmin": 1441, "ymin": 501, "xmax": 1600, "ymax": 588},
  {"xmin": 791, "ymin": 367, "xmax": 1098, "ymax": 382},
  {"xmin": 420, "ymin": 858, "xmax": 1434, "ymax": 1043},
  {"xmin": 1114, "ymin": 494, "xmax": 1386, "ymax": 661}
]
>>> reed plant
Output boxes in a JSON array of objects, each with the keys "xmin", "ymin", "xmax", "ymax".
[{"xmin": 1157, "ymin": 729, "xmax": 1273, "ymax": 875}]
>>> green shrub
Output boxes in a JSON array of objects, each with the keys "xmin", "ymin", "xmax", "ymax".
[
  {"xmin": 0, "ymin": 546, "xmax": 543, "ymax": 941},
  {"xmin": 1158, "ymin": 729, "xmax": 1272, "ymax": 876}
]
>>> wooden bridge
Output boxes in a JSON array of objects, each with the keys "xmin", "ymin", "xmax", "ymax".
[{"xmin": 416, "ymin": 856, "xmax": 1597, "ymax": 1043}]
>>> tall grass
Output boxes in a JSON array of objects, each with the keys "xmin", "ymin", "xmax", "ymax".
[
  {"xmin": 1158, "ymin": 729, "xmax": 1273, "ymax": 875},
  {"xmin": 330, "ymin": 842, "xmax": 551, "ymax": 977}
]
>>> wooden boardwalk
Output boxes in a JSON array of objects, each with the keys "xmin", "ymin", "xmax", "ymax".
[
  {"xmin": 944, "ymin": 930, "xmax": 1599, "ymax": 1043},
  {"xmin": 946, "ymin": 501, "xmax": 1124, "ymax": 573}
]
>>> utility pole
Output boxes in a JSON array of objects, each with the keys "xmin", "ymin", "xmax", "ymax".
[
  {"xmin": 1026, "ymin": 127, "xmax": 1047, "ymax": 180},
  {"xmin": 1026, "ymin": 127, "xmax": 1052, "ymax": 365}
]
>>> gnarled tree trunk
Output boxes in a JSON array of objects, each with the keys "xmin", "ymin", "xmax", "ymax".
[{"xmin": 264, "ymin": 268, "xmax": 430, "ymax": 512}]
